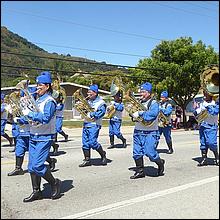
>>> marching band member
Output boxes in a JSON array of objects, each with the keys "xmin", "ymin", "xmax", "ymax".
[
  {"xmin": 108, "ymin": 91, "xmax": 127, "ymax": 149},
  {"xmin": 157, "ymin": 91, "xmax": 174, "ymax": 154},
  {"xmin": 55, "ymin": 93, "xmax": 68, "ymax": 142},
  {"xmin": 129, "ymin": 82, "xmax": 165, "ymax": 179},
  {"xmin": 7, "ymin": 86, "xmax": 57, "ymax": 176},
  {"xmin": 79, "ymin": 84, "xmax": 107, "ymax": 167},
  {"xmin": 22, "ymin": 72, "xmax": 61, "ymax": 202},
  {"xmin": 51, "ymin": 93, "xmax": 69, "ymax": 155},
  {"xmin": 193, "ymin": 91, "xmax": 219, "ymax": 166},
  {"xmin": 1, "ymin": 93, "xmax": 13, "ymax": 146}
]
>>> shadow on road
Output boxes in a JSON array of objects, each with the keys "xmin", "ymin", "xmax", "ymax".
[
  {"xmin": 128, "ymin": 166, "xmax": 162, "ymax": 177},
  {"xmin": 42, "ymin": 179, "xmax": 74, "ymax": 200},
  {"xmin": 192, "ymin": 156, "xmax": 218, "ymax": 166},
  {"xmin": 89, "ymin": 158, "xmax": 113, "ymax": 166}
]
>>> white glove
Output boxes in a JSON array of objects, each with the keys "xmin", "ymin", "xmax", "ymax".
[
  {"xmin": 13, "ymin": 117, "xmax": 20, "ymax": 123},
  {"xmin": 132, "ymin": 111, "xmax": 139, "ymax": 118},
  {"xmin": 87, "ymin": 112, "xmax": 91, "ymax": 119},
  {"xmin": 22, "ymin": 108, "xmax": 31, "ymax": 116}
]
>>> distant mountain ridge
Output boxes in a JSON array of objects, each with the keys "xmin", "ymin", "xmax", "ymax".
[{"xmin": 1, "ymin": 26, "xmax": 120, "ymax": 87}]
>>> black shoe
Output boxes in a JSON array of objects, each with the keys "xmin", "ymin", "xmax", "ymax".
[
  {"xmin": 9, "ymin": 149, "xmax": 15, "ymax": 153},
  {"xmin": 79, "ymin": 159, "xmax": 91, "ymax": 167},
  {"xmin": 8, "ymin": 168, "xmax": 24, "ymax": 176},
  {"xmin": 130, "ymin": 171, "xmax": 145, "ymax": 179},
  {"xmin": 122, "ymin": 139, "xmax": 127, "ymax": 148},
  {"xmin": 214, "ymin": 159, "xmax": 219, "ymax": 166},
  {"xmin": 9, "ymin": 137, "xmax": 13, "ymax": 147},
  {"xmin": 53, "ymin": 144, "xmax": 59, "ymax": 155},
  {"xmin": 167, "ymin": 149, "xmax": 174, "ymax": 154},
  {"xmin": 51, "ymin": 179, "xmax": 62, "ymax": 200},
  {"xmin": 107, "ymin": 144, "xmax": 114, "ymax": 149},
  {"xmin": 23, "ymin": 190, "xmax": 43, "ymax": 202},
  {"xmin": 101, "ymin": 151, "xmax": 107, "ymax": 165},
  {"xmin": 157, "ymin": 159, "xmax": 165, "ymax": 176},
  {"xmin": 49, "ymin": 158, "xmax": 57, "ymax": 172},
  {"xmin": 64, "ymin": 135, "xmax": 69, "ymax": 142}
]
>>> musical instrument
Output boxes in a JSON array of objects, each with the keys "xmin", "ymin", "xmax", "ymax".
[
  {"xmin": 123, "ymin": 89, "xmax": 154, "ymax": 126},
  {"xmin": 105, "ymin": 104, "xmax": 116, "ymax": 119},
  {"xmin": 72, "ymin": 88, "xmax": 95, "ymax": 121},
  {"xmin": 158, "ymin": 111, "xmax": 169, "ymax": 127},
  {"xmin": 110, "ymin": 76, "xmax": 126, "ymax": 96},
  {"xmin": 195, "ymin": 109, "xmax": 209, "ymax": 124},
  {"xmin": 195, "ymin": 65, "xmax": 219, "ymax": 123},
  {"xmin": 16, "ymin": 80, "xmax": 40, "ymax": 112},
  {"xmin": 104, "ymin": 77, "xmax": 125, "ymax": 119},
  {"xmin": 200, "ymin": 65, "xmax": 219, "ymax": 99},
  {"xmin": 15, "ymin": 80, "xmax": 41, "ymax": 126},
  {"xmin": 4, "ymin": 91, "xmax": 22, "ymax": 118},
  {"xmin": 52, "ymin": 74, "xmax": 66, "ymax": 104}
]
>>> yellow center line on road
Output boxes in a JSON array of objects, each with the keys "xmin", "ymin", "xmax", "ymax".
[
  {"xmin": 1, "ymin": 141, "xmax": 199, "ymax": 165},
  {"xmin": 1, "ymin": 160, "xmax": 28, "ymax": 165}
]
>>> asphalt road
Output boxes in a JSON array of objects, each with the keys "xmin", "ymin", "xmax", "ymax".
[{"xmin": 1, "ymin": 126, "xmax": 219, "ymax": 219}]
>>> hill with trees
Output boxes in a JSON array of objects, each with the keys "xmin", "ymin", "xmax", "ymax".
[{"xmin": 1, "ymin": 26, "xmax": 126, "ymax": 88}]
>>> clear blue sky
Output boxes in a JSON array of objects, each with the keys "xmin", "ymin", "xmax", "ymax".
[{"xmin": 1, "ymin": 1, "xmax": 219, "ymax": 67}]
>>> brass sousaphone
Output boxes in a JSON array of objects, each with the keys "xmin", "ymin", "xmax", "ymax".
[
  {"xmin": 195, "ymin": 65, "xmax": 219, "ymax": 123},
  {"xmin": 104, "ymin": 77, "xmax": 125, "ymax": 119}
]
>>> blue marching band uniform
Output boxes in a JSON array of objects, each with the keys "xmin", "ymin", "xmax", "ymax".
[
  {"xmin": 79, "ymin": 84, "xmax": 108, "ymax": 167},
  {"xmin": 51, "ymin": 95, "xmax": 69, "ymax": 155},
  {"xmin": 157, "ymin": 91, "xmax": 174, "ymax": 154},
  {"xmin": 193, "ymin": 92, "xmax": 219, "ymax": 166},
  {"xmin": 2, "ymin": 74, "xmax": 219, "ymax": 202},
  {"xmin": 129, "ymin": 82, "xmax": 165, "ymax": 179},
  {"xmin": 55, "ymin": 101, "xmax": 68, "ymax": 141},
  {"xmin": 18, "ymin": 72, "xmax": 62, "ymax": 202},
  {"xmin": 7, "ymin": 86, "xmax": 57, "ymax": 177},
  {"xmin": 1, "ymin": 93, "xmax": 13, "ymax": 146},
  {"xmin": 108, "ymin": 92, "xmax": 127, "ymax": 149}
]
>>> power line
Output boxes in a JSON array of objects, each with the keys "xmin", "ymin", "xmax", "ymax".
[
  {"xmin": 183, "ymin": 1, "xmax": 219, "ymax": 12},
  {"xmin": 1, "ymin": 51, "xmax": 164, "ymax": 72},
  {"xmin": 1, "ymin": 64, "xmax": 161, "ymax": 80},
  {"xmin": 32, "ymin": 42, "xmax": 149, "ymax": 58},
  {"xmin": 32, "ymin": 41, "xmax": 219, "ymax": 55},
  {"xmin": 3, "ymin": 8, "xmax": 163, "ymax": 41},
  {"xmin": 154, "ymin": 2, "xmax": 218, "ymax": 19}
]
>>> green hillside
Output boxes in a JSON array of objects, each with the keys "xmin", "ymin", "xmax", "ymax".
[{"xmin": 1, "ymin": 26, "xmax": 125, "ymax": 88}]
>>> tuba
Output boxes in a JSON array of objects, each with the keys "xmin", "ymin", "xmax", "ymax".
[
  {"xmin": 4, "ymin": 91, "xmax": 23, "ymax": 118},
  {"xmin": 105, "ymin": 104, "xmax": 116, "ymax": 119},
  {"xmin": 195, "ymin": 109, "xmax": 209, "ymax": 124},
  {"xmin": 158, "ymin": 101, "xmax": 170, "ymax": 127},
  {"xmin": 195, "ymin": 65, "xmax": 219, "ymax": 123},
  {"xmin": 72, "ymin": 88, "xmax": 95, "ymax": 121},
  {"xmin": 16, "ymin": 80, "xmax": 40, "ymax": 113},
  {"xmin": 158, "ymin": 111, "xmax": 169, "ymax": 127},
  {"xmin": 52, "ymin": 74, "xmax": 66, "ymax": 104},
  {"xmin": 104, "ymin": 77, "xmax": 125, "ymax": 119},
  {"xmin": 201, "ymin": 65, "xmax": 219, "ymax": 98},
  {"xmin": 123, "ymin": 89, "xmax": 154, "ymax": 126},
  {"xmin": 110, "ymin": 76, "xmax": 126, "ymax": 96}
]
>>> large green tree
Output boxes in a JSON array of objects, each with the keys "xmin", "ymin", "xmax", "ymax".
[{"xmin": 131, "ymin": 37, "xmax": 219, "ymax": 126}]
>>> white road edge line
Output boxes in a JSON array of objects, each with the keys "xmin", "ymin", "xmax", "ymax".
[{"xmin": 60, "ymin": 176, "xmax": 219, "ymax": 219}]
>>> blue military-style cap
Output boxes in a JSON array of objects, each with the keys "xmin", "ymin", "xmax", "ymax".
[
  {"xmin": 161, "ymin": 90, "xmax": 168, "ymax": 98},
  {"xmin": 89, "ymin": 84, "xmax": 98, "ymax": 93},
  {"xmin": 36, "ymin": 73, "xmax": 52, "ymax": 84},
  {"xmin": 140, "ymin": 82, "xmax": 152, "ymax": 92}
]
